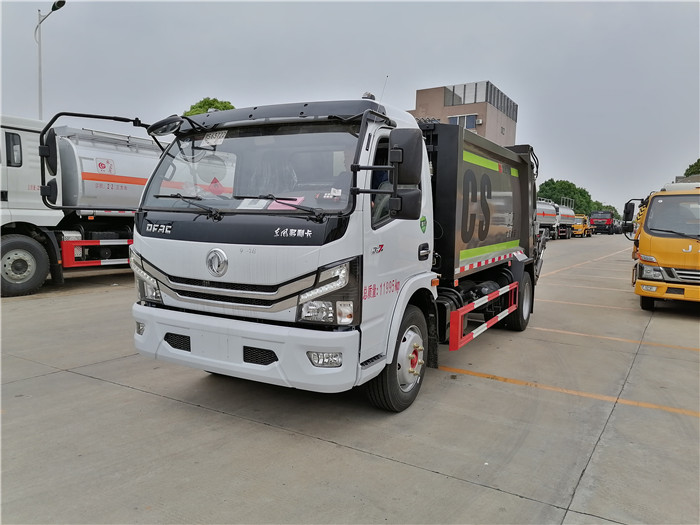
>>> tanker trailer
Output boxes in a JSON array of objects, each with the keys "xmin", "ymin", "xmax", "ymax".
[
  {"xmin": 536, "ymin": 198, "xmax": 559, "ymax": 239},
  {"xmin": 555, "ymin": 199, "xmax": 576, "ymax": 239}
]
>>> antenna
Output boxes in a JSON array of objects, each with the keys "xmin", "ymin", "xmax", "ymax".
[{"xmin": 379, "ymin": 75, "xmax": 389, "ymax": 102}]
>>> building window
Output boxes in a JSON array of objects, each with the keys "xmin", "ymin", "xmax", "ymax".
[
  {"xmin": 448, "ymin": 115, "xmax": 478, "ymax": 130},
  {"xmin": 444, "ymin": 85, "xmax": 465, "ymax": 107},
  {"xmin": 5, "ymin": 132, "xmax": 22, "ymax": 167}
]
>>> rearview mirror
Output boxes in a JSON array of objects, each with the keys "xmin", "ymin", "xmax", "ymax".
[
  {"xmin": 43, "ymin": 128, "xmax": 58, "ymax": 176},
  {"xmin": 391, "ymin": 188, "xmax": 422, "ymax": 220},
  {"xmin": 147, "ymin": 115, "xmax": 183, "ymax": 136},
  {"xmin": 388, "ymin": 128, "xmax": 423, "ymax": 185},
  {"xmin": 623, "ymin": 201, "xmax": 635, "ymax": 222}
]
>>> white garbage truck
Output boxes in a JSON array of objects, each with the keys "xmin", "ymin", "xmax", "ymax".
[
  {"xmin": 129, "ymin": 97, "xmax": 545, "ymax": 411},
  {"xmin": 1, "ymin": 113, "xmax": 161, "ymax": 296}
]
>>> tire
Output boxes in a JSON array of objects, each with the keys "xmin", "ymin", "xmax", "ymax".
[
  {"xmin": 1, "ymin": 234, "xmax": 50, "ymax": 297},
  {"xmin": 640, "ymin": 296, "xmax": 655, "ymax": 311},
  {"xmin": 366, "ymin": 305, "xmax": 427, "ymax": 412},
  {"xmin": 505, "ymin": 271, "xmax": 533, "ymax": 332}
]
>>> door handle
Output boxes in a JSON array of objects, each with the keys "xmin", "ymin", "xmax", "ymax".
[{"xmin": 418, "ymin": 243, "xmax": 430, "ymax": 261}]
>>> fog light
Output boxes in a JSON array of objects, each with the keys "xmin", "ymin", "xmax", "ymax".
[
  {"xmin": 307, "ymin": 351, "xmax": 342, "ymax": 368},
  {"xmin": 641, "ymin": 285, "xmax": 657, "ymax": 292},
  {"xmin": 135, "ymin": 322, "xmax": 145, "ymax": 335}
]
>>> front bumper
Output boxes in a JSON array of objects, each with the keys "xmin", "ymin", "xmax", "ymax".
[
  {"xmin": 133, "ymin": 304, "xmax": 361, "ymax": 393},
  {"xmin": 635, "ymin": 280, "xmax": 700, "ymax": 302}
]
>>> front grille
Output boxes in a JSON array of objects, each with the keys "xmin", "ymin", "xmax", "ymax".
[
  {"xmin": 169, "ymin": 276, "xmax": 278, "ymax": 293},
  {"xmin": 141, "ymin": 257, "xmax": 316, "ymax": 313},
  {"xmin": 176, "ymin": 289, "xmax": 279, "ymax": 307},
  {"xmin": 164, "ymin": 332, "xmax": 191, "ymax": 351},
  {"xmin": 674, "ymin": 268, "xmax": 700, "ymax": 283},
  {"xmin": 243, "ymin": 346, "xmax": 278, "ymax": 365}
]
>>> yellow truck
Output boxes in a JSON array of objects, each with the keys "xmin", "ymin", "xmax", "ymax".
[
  {"xmin": 572, "ymin": 214, "xmax": 594, "ymax": 237},
  {"xmin": 622, "ymin": 179, "xmax": 700, "ymax": 310}
]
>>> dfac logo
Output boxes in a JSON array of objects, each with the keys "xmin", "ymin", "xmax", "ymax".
[
  {"xmin": 145, "ymin": 223, "xmax": 172, "ymax": 235},
  {"xmin": 206, "ymin": 248, "xmax": 228, "ymax": 277}
]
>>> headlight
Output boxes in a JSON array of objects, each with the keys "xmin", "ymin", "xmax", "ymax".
[
  {"xmin": 130, "ymin": 247, "xmax": 163, "ymax": 303},
  {"xmin": 297, "ymin": 259, "xmax": 361, "ymax": 326},
  {"xmin": 639, "ymin": 263, "xmax": 663, "ymax": 281}
]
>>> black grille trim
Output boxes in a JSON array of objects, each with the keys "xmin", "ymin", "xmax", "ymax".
[
  {"xmin": 164, "ymin": 332, "xmax": 191, "ymax": 351},
  {"xmin": 168, "ymin": 276, "xmax": 279, "ymax": 293},
  {"xmin": 243, "ymin": 346, "xmax": 278, "ymax": 365}
]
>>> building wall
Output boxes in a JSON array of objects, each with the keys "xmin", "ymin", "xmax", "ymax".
[{"xmin": 408, "ymin": 81, "xmax": 518, "ymax": 147}]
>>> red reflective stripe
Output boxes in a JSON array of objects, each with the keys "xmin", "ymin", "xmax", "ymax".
[
  {"xmin": 60, "ymin": 239, "xmax": 133, "ymax": 268},
  {"xmin": 449, "ymin": 282, "xmax": 518, "ymax": 351}
]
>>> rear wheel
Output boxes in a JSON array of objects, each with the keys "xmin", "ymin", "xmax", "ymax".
[
  {"xmin": 366, "ymin": 305, "xmax": 427, "ymax": 412},
  {"xmin": 1, "ymin": 234, "xmax": 49, "ymax": 297},
  {"xmin": 504, "ymin": 271, "xmax": 533, "ymax": 331},
  {"xmin": 640, "ymin": 296, "xmax": 655, "ymax": 311}
]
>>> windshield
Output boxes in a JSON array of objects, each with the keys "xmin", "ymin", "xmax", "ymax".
[
  {"xmin": 645, "ymin": 194, "xmax": 700, "ymax": 237},
  {"xmin": 141, "ymin": 122, "xmax": 361, "ymax": 215},
  {"xmin": 590, "ymin": 212, "xmax": 612, "ymax": 219}
]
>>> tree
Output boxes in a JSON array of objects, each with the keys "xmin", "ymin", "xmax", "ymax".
[
  {"xmin": 184, "ymin": 97, "xmax": 234, "ymax": 116},
  {"xmin": 537, "ymin": 178, "xmax": 619, "ymax": 217},
  {"xmin": 684, "ymin": 158, "xmax": 700, "ymax": 178},
  {"xmin": 537, "ymin": 179, "xmax": 593, "ymax": 215}
]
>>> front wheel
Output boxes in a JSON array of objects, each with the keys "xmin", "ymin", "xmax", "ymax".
[
  {"xmin": 366, "ymin": 305, "xmax": 427, "ymax": 412},
  {"xmin": 504, "ymin": 271, "xmax": 533, "ymax": 331},
  {"xmin": 640, "ymin": 295, "xmax": 655, "ymax": 311},
  {"xmin": 1, "ymin": 234, "xmax": 50, "ymax": 297}
]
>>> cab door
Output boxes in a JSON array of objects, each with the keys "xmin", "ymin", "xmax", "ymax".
[{"xmin": 359, "ymin": 130, "xmax": 431, "ymax": 364}]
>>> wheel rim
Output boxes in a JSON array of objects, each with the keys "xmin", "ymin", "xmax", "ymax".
[
  {"xmin": 396, "ymin": 324, "xmax": 424, "ymax": 393},
  {"xmin": 2, "ymin": 249, "xmax": 36, "ymax": 284}
]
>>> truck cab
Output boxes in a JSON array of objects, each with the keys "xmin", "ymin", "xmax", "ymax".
[
  {"xmin": 572, "ymin": 214, "xmax": 593, "ymax": 237},
  {"xmin": 623, "ymin": 182, "xmax": 700, "ymax": 310},
  {"xmin": 590, "ymin": 210, "xmax": 614, "ymax": 234}
]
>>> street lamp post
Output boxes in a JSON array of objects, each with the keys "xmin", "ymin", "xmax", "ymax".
[{"xmin": 34, "ymin": 1, "xmax": 66, "ymax": 120}]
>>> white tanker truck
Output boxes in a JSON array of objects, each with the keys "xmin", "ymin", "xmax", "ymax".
[
  {"xmin": 1, "ymin": 113, "xmax": 161, "ymax": 296},
  {"xmin": 536, "ymin": 197, "xmax": 575, "ymax": 239}
]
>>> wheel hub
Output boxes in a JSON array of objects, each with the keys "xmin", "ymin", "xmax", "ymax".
[
  {"xmin": 2, "ymin": 250, "xmax": 36, "ymax": 283},
  {"xmin": 397, "ymin": 326, "xmax": 424, "ymax": 392}
]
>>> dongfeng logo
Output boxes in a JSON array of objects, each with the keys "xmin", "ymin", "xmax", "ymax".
[
  {"xmin": 146, "ymin": 223, "xmax": 172, "ymax": 234},
  {"xmin": 206, "ymin": 248, "xmax": 228, "ymax": 277}
]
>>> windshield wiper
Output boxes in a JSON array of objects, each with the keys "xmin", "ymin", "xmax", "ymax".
[
  {"xmin": 649, "ymin": 227, "xmax": 700, "ymax": 241},
  {"xmin": 233, "ymin": 194, "xmax": 327, "ymax": 223},
  {"xmin": 154, "ymin": 193, "xmax": 223, "ymax": 221}
]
